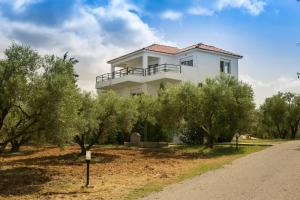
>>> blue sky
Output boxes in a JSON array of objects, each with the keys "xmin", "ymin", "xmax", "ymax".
[{"xmin": 0, "ymin": 0, "xmax": 300, "ymax": 104}]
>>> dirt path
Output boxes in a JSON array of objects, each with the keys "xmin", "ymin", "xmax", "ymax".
[{"xmin": 142, "ymin": 141, "xmax": 300, "ymax": 200}]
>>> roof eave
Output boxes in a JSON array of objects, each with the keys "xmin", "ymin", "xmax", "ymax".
[
  {"xmin": 107, "ymin": 48, "xmax": 145, "ymax": 64},
  {"xmin": 195, "ymin": 48, "xmax": 243, "ymax": 59}
]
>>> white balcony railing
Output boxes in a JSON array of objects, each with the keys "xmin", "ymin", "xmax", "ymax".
[{"xmin": 96, "ymin": 64, "xmax": 182, "ymax": 83}]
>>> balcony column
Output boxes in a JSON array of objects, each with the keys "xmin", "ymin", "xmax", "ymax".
[
  {"xmin": 111, "ymin": 64, "xmax": 115, "ymax": 79},
  {"xmin": 111, "ymin": 64, "xmax": 115, "ymax": 73},
  {"xmin": 142, "ymin": 54, "xmax": 148, "ymax": 68},
  {"xmin": 142, "ymin": 54, "xmax": 148, "ymax": 76}
]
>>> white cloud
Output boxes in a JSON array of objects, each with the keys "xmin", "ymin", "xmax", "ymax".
[
  {"xmin": 187, "ymin": 0, "xmax": 266, "ymax": 17},
  {"xmin": 0, "ymin": 0, "xmax": 170, "ymax": 91},
  {"xmin": 240, "ymin": 74, "xmax": 300, "ymax": 106},
  {"xmin": 216, "ymin": 0, "xmax": 266, "ymax": 15},
  {"xmin": 188, "ymin": 6, "xmax": 214, "ymax": 16},
  {"xmin": 0, "ymin": 0, "xmax": 41, "ymax": 11},
  {"xmin": 161, "ymin": 10, "xmax": 182, "ymax": 20}
]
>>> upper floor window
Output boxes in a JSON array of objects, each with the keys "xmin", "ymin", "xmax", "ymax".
[
  {"xmin": 220, "ymin": 60, "xmax": 231, "ymax": 74},
  {"xmin": 180, "ymin": 56, "xmax": 193, "ymax": 67}
]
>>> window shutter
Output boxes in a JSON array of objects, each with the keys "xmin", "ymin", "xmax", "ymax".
[{"xmin": 220, "ymin": 61, "xmax": 224, "ymax": 72}]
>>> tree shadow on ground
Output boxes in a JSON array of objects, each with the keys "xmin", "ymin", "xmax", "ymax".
[
  {"xmin": 0, "ymin": 146, "xmax": 58, "ymax": 158},
  {"xmin": 140, "ymin": 146, "xmax": 246, "ymax": 160},
  {"xmin": 0, "ymin": 167, "xmax": 51, "ymax": 196},
  {"xmin": 291, "ymin": 146, "xmax": 300, "ymax": 151},
  {"xmin": 0, "ymin": 150, "xmax": 38, "ymax": 158},
  {"xmin": 3, "ymin": 152, "xmax": 119, "ymax": 166}
]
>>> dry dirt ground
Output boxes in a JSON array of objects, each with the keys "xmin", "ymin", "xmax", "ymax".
[{"xmin": 0, "ymin": 144, "xmax": 262, "ymax": 200}]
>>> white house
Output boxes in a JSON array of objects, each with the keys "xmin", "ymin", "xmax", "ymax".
[{"xmin": 96, "ymin": 43, "xmax": 242, "ymax": 96}]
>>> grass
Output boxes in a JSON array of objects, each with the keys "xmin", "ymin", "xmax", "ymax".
[{"xmin": 125, "ymin": 145, "xmax": 266, "ymax": 200}]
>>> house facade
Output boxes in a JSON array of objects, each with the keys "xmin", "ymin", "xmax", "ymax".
[{"xmin": 96, "ymin": 43, "xmax": 242, "ymax": 96}]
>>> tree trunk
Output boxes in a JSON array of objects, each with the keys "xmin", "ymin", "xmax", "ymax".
[
  {"xmin": 144, "ymin": 122, "xmax": 148, "ymax": 142},
  {"xmin": 10, "ymin": 136, "xmax": 28, "ymax": 152},
  {"xmin": 206, "ymin": 135, "xmax": 214, "ymax": 148},
  {"xmin": 80, "ymin": 145, "xmax": 86, "ymax": 155},
  {"xmin": 290, "ymin": 123, "xmax": 299, "ymax": 140},
  {"xmin": 290, "ymin": 126, "xmax": 297, "ymax": 140},
  {"xmin": 282, "ymin": 130, "xmax": 288, "ymax": 139},
  {"xmin": 0, "ymin": 142, "xmax": 8, "ymax": 154},
  {"xmin": 10, "ymin": 140, "xmax": 22, "ymax": 152},
  {"xmin": 198, "ymin": 131, "xmax": 204, "ymax": 145},
  {"xmin": 74, "ymin": 134, "xmax": 86, "ymax": 155}
]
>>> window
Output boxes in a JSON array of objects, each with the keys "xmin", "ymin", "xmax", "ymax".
[
  {"xmin": 130, "ymin": 88, "xmax": 143, "ymax": 96},
  {"xmin": 180, "ymin": 56, "xmax": 193, "ymax": 67},
  {"xmin": 131, "ymin": 92, "xmax": 143, "ymax": 96},
  {"xmin": 220, "ymin": 60, "xmax": 231, "ymax": 74}
]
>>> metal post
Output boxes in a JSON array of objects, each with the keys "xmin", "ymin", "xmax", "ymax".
[
  {"xmin": 164, "ymin": 64, "xmax": 166, "ymax": 72},
  {"xmin": 83, "ymin": 151, "xmax": 93, "ymax": 188},
  {"xmin": 180, "ymin": 65, "xmax": 182, "ymax": 73},
  {"xmin": 86, "ymin": 160, "xmax": 90, "ymax": 187}
]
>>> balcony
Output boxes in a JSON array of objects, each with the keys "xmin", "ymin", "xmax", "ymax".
[{"xmin": 96, "ymin": 64, "xmax": 182, "ymax": 89}]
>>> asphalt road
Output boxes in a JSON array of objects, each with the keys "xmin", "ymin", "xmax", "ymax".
[{"xmin": 142, "ymin": 141, "xmax": 300, "ymax": 200}]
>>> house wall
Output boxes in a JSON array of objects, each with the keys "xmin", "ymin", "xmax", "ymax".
[
  {"xmin": 175, "ymin": 50, "xmax": 239, "ymax": 85},
  {"xmin": 101, "ymin": 49, "xmax": 240, "ymax": 96},
  {"xmin": 145, "ymin": 50, "xmax": 239, "ymax": 85}
]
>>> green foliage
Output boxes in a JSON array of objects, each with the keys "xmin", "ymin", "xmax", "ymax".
[
  {"xmin": 6, "ymin": 43, "xmax": 300, "ymax": 153},
  {"xmin": 74, "ymin": 91, "xmax": 138, "ymax": 153},
  {"xmin": 259, "ymin": 92, "xmax": 300, "ymax": 139},
  {"xmin": 0, "ymin": 43, "xmax": 80, "ymax": 153},
  {"xmin": 39, "ymin": 55, "xmax": 80, "ymax": 145},
  {"xmin": 133, "ymin": 94, "xmax": 160, "ymax": 142},
  {"xmin": 156, "ymin": 75, "xmax": 255, "ymax": 148},
  {"xmin": 195, "ymin": 75, "xmax": 255, "ymax": 147}
]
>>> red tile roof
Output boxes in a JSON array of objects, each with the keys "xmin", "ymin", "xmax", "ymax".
[
  {"xmin": 178, "ymin": 43, "xmax": 242, "ymax": 58},
  {"xmin": 108, "ymin": 43, "xmax": 242, "ymax": 63},
  {"xmin": 144, "ymin": 44, "xmax": 180, "ymax": 54}
]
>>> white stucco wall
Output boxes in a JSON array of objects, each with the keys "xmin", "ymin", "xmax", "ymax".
[
  {"xmin": 98, "ymin": 49, "xmax": 241, "ymax": 96},
  {"xmin": 177, "ymin": 50, "xmax": 239, "ymax": 85}
]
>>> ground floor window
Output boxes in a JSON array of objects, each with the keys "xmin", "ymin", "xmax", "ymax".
[{"xmin": 130, "ymin": 88, "xmax": 143, "ymax": 96}]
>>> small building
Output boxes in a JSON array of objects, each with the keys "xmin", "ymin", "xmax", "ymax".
[{"xmin": 96, "ymin": 43, "xmax": 242, "ymax": 96}]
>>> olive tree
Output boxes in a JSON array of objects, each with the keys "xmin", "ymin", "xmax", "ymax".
[
  {"xmin": 0, "ymin": 43, "xmax": 80, "ymax": 153},
  {"xmin": 74, "ymin": 91, "xmax": 138, "ymax": 154},
  {"xmin": 196, "ymin": 75, "xmax": 255, "ymax": 147},
  {"xmin": 285, "ymin": 93, "xmax": 300, "ymax": 139},
  {"xmin": 133, "ymin": 94, "xmax": 159, "ymax": 142},
  {"xmin": 157, "ymin": 82, "xmax": 203, "ymax": 144},
  {"xmin": 0, "ymin": 43, "xmax": 40, "ymax": 152},
  {"xmin": 259, "ymin": 93, "xmax": 289, "ymax": 139},
  {"xmin": 259, "ymin": 92, "xmax": 300, "ymax": 139},
  {"xmin": 156, "ymin": 76, "xmax": 255, "ymax": 148}
]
